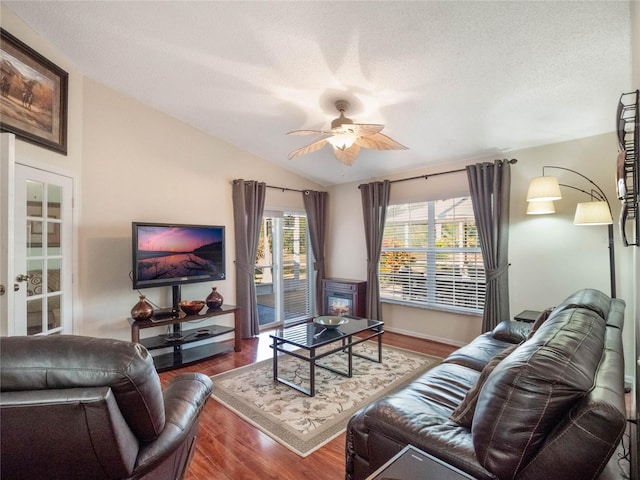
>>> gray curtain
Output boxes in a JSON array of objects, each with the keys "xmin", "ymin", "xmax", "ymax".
[
  {"xmin": 232, "ymin": 179, "xmax": 266, "ymax": 338},
  {"xmin": 359, "ymin": 180, "xmax": 390, "ymax": 320},
  {"xmin": 466, "ymin": 160, "xmax": 511, "ymax": 332},
  {"xmin": 303, "ymin": 190, "xmax": 328, "ymax": 316}
]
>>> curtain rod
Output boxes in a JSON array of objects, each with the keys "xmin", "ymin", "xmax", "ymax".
[
  {"xmin": 385, "ymin": 158, "xmax": 518, "ymax": 186},
  {"xmin": 266, "ymin": 184, "xmax": 307, "ymax": 193},
  {"xmin": 232, "ymin": 179, "xmax": 310, "ymax": 193}
]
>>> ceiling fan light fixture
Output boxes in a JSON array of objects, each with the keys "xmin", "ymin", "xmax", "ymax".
[
  {"xmin": 331, "ymin": 112, "xmax": 353, "ymax": 129},
  {"xmin": 327, "ymin": 132, "xmax": 357, "ymax": 150},
  {"xmin": 287, "ymin": 98, "xmax": 407, "ymax": 164}
]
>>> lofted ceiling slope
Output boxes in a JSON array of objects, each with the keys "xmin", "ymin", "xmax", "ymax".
[{"xmin": 3, "ymin": 1, "xmax": 633, "ymax": 186}]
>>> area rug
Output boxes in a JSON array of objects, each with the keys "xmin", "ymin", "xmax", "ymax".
[{"xmin": 210, "ymin": 342, "xmax": 440, "ymax": 457}]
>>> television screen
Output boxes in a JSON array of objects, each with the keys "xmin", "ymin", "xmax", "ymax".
[{"xmin": 132, "ymin": 222, "xmax": 225, "ymax": 289}]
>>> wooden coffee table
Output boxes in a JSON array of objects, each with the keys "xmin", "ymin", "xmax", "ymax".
[{"xmin": 269, "ymin": 316, "xmax": 384, "ymax": 397}]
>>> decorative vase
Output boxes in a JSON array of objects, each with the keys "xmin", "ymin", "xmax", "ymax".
[
  {"xmin": 131, "ymin": 295, "xmax": 154, "ymax": 320},
  {"xmin": 206, "ymin": 287, "xmax": 224, "ymax": 309}
]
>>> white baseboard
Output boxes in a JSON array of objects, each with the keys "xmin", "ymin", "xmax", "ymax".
[{"xmin": 383, "ymin": 326, "xmax": 466, "ymax": 347}]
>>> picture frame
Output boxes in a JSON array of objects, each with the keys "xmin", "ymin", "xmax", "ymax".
[{"xmin": 0, "ymin": 28, "xmax": 68, "ymax": 155}]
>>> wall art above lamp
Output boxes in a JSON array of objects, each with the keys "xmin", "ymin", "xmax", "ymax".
[{"xmin": 526, "ymin": 166, "xmax": 616, "ymax": 298}]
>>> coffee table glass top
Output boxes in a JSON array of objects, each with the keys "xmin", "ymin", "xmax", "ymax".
[{"xmin": 270, "ymin": 316, "xmax": 383, "ymax": 349}]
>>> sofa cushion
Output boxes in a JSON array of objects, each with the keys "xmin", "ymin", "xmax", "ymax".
[
  {"xmin": 361, "ymin": 362, "xmax": 492, "ymax": 478},
  {"xmin": 444, "ymin": 332, "xmax": 513, "ymax": 372},
  {"xmin": 471, "ymin": 307, "xmax": 606, "ymax": 479},
  {"xmin": 450, "ymin": 344, "xmax": 518, "ymax": 428}
]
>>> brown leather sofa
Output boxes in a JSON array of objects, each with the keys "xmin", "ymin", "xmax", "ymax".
[
  {"xmin": 346, "ymin": 289, "xmax": 627, "ymax": 480},
  {"xmin": 0, "ymin": 335, "xmax": 213, "ymax": 480}
]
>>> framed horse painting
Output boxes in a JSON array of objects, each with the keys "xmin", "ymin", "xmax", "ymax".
[{"xmin": 0, "ymin": 28, "xmax": 68, "ymax": 155}]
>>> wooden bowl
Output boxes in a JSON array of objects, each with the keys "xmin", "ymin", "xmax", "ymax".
[{"xmin": 179, "ymin": 300, "xmax": 205, "ymax": 316}]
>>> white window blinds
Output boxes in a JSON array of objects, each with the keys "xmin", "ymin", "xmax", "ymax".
[
  {"xmin": 379, "ymin": 197, "xmax": 485, "ymax": 314},
  {"xmin": 282, "ymin": 213, "xmax": 311, "ymax": 321}
]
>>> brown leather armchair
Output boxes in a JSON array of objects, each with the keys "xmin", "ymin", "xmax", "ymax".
[{"xmin": 0, "ymin": 335, "xmax": 213, "ymax": 480}]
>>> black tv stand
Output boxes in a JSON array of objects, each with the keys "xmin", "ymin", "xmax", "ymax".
[{"xmin": 128, "ymin": 285, "xmax": 241, "ymax": 372}]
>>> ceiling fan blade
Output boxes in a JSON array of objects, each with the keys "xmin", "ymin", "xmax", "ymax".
[
  {"xmin": 355, "ymin": 132, "xmax": 408, "ymax": 150},
  {"xmin": 287, "ymin": 129, "xmax": 332, "ymax": 136},
  {"xmin": 288, "ymin": 138, "xmax": 330, "ymax": 159},
  {"xmin": 348, "ymin": 123, "xmax": 385, "ymax": 136},
  {"xmin": 333, "ymin": 144, "xmax": 361, "ymax": 166}
]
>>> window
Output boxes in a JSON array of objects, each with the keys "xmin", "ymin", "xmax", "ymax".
[
  {"xmin": 379, "ymin": 197, "xmax": 485, "ymax": 314},
  {"xmin": 255, "ymin": 212, "xmax": 314, "ymax": 326}
]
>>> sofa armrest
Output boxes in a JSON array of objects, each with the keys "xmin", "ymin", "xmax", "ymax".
[
  {"xmin": 361, "ymin": 404, "xmax": 495, "ymax": 480},
  {"xmin": 134, "ymin": 373, "xmax": 213, "ymax": 475},
  {"xmin": 491, "ymin": 320, "xmax": 530, "ymax": 344}
]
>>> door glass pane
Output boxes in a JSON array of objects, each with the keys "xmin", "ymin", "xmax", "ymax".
[
  {"xmin": 47, "ymin": 221, "xmax": 61, "ymax": 252},
  {"xmin": 47, "ymin": 184, "xmax": 62, "ymax": 219},
  {"xmin": 256, "ymin": 218, "xmax": 275, "ymax": 326},
  {"xmin": 282, "ymin": 214, "xmax": 309, "ymax": 321},
  {"xmin": 255, "ymin": 214, "xmax": 313, "ymax": 328},
  {"xmin": 27, "ymin": 298, "xmax": 43, "ymax": 335},
  {"xmin": 48, "ymin": 259, "xmax": 61, "ymax": 293},
  {"xmin": 48, "ymin": 295, "xmax": 61, "ymax": 330},
  {"xmin": 26, "ymin": 181, "xmax": 43, "ymax": 217},
  {"xmin": 26, "ymin": 259, "xmax": 43, "ymax": 297},
  {"xmin": 27, "ymin": 220, "xmax": 44, "ymax": 255}
]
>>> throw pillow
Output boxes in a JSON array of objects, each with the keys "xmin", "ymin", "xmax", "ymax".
[
  {"xmin": 492, "ymin": 320, "xmax": 530, "ymax": 343},
  {"xmin": 450, "ymin": 344, "xmax": 518, "ymax": 428}
]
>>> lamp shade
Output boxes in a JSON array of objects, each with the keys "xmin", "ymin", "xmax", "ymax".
[
  {"xmin": 573, "ymin": 201, "xmax": 613, "ymax": 225},
  {"xmin": 526, "ymin": 200, "xmax": 556, "ymax": 215},
  {"xmin": 526, "ymin": 176, "xmax": 562, "ymax": 202},
  {"xmin": 327, "ymin": 133, "xmax": 357, "ymax": 150}
]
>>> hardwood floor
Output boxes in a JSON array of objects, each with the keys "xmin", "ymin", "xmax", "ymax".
[{"xmin": 158, "ymin": 330, "xmax": 457, "ymax": 480}]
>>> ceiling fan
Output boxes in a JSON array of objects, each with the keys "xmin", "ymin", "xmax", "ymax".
[{"xmin": 287, "ymin": 100, "xmax": 408, "ymax": 165}]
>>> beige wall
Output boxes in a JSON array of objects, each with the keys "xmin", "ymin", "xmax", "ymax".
[{"xmin": 79, "ymin": 79, "xmax": 322, "ymax": 340}]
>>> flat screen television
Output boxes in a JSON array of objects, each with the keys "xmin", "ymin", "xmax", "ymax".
[{"xmin": 132, "ymin": 222, "xmax": 225, "ymax": 290}]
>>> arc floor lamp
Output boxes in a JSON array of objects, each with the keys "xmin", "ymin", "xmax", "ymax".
[{"xmin": 526, "ymin": 166, "xmax": 616, "ymax": 298}]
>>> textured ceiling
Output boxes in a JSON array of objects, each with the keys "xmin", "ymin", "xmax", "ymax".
[{"xmin": 3, "ymin": 1, "xmax": 633, "ymax": 186}]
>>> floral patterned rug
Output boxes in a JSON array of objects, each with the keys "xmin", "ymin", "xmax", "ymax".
[{"xmin": 210, "ymin": 342, "xmax": 440, "ymax": 457}]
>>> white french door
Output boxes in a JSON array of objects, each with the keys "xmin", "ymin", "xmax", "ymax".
[{"xmin": 0, "ymin": 133, "xmax": 74, "ymax": 336}]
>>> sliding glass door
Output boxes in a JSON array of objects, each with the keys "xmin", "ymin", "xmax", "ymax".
[{"xmin": 255, "ymin": 211, "xmax": 314, "ymax": 328}]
